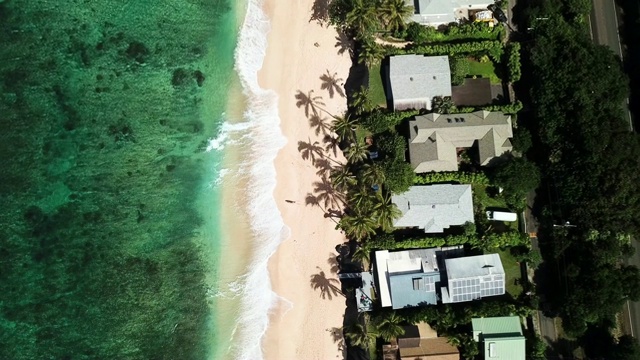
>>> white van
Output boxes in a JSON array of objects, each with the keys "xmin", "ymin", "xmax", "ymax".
[{"xmin": 486, "ymin": 210, "xmax": 518, "ymax": 222}]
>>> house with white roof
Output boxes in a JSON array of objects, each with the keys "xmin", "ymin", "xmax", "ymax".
[
  {"xmin": 441, "ymin": 253, "xmax": 505, "ymax": 303},
  {"xmin": 375, "ymin": 246, "xmax": 464, "ymax": 309},
  {"xmin": 407, "ymin": 110, "xmax": 513, "ymax": 173},
  {"xmin": 407, "ymin": 0, "xmax": 495, "ymax": 27},
  {"xmin": 386, "ymin": 55, "xmax": 452, "ymax": 111},
  {"xmin": 391, "ymin": 184, "xmax": 474, "ymax": 233}
]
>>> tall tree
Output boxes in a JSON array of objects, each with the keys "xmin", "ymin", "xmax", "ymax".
[
  {"xmin": 351, "ymin": 85, "xmax": 373, "ymax": 115},
  {"xmin": 320, "ymin": 70, "xmax": 345, "ymax": 99},
  {"xmin": 372, "ymin": 192, "xmax": 401, "ymax": 232},
  {"xmin": 345, "ymin": 0, "xmax": 379, "ymax": 36},
  {"xmin": 295, "ymin": 89, "xmax": 326, "ymax": 117},
  {"xmin": 358, "ymin": 36, "xmax": 384, "ymax": 67},
  {"xmin": 331, "ymin": 165, "xmax": 357, "ymax": 192},
  {"xmin": 375, "ymin": 311, "xmax": 405, "ymax": 342},
  {"xmin": 346, "ymin": 141, "xmax": 370, "ymax": 164},
  {"xmin": 360, "ymin": 163, "xmax": 386, "ymax": 186},
  {"xmin": 378, "ymin": 0, "xmax": 414, "ymax": 33},
  {"xmin": 331, "ymin": 114, "xmax": 357, "ymax": 143},
  {"xmin": 339, "ymin": 210, "xmax": 377, "ymax": 241},
  {"xmin": 344, "ymin": 320, "xmax": 378, "ymax": 349}
]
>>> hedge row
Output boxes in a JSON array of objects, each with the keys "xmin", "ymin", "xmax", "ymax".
[
  {"xmin": 506, "ymin": 42, "xmax": 522, "ymax": 83},
  {"xmin": 382, "ymin": 40, "xmax": 504, "ymax": 62},
  {"xmin": 414, "ymin": 171, "xmax": 490, "ymax": 185},
  {"xmin": 364, "ymin": 231, "xmax": 529, "ymax": 252}
]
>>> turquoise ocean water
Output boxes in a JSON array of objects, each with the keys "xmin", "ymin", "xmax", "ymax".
[{"xmin": 0, "ymin": 0, "xmax": 246, "ymax": 358}]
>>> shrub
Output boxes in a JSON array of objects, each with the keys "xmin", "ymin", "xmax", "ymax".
[
  {"xmin": 375, "ymin": 131, "xmax": 407, "ymax": 161},
  {"xmin": 450, "ymin": 56, "xmax": 470, "ymax": 86},
  {"xmin": 414, "ymin": 171, "xmax": 490, "ymax": 185},
  {"xmin": 381, "ymin": 160, "xmax": 415, "ymax": 194},
  {"xmin": 404, "ymin": 22, "xmax": 503, "ymax": 44},
  {"xmin": 481, "ymin": 101, "xmax": 523, "ymax": 114},
  {"xmin": 505, "ymin": 42, "xmax": 521, "ymax": 82},
  {"xmin": 383, "ymin": 40, "xmax": 504, "ymax": 60},
  {"xmin": 360, "ymin": 109, "xmax": 413, "ymax": 134}
]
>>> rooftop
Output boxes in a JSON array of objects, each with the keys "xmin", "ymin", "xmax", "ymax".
[
  {"xmin": 445, "ymin": 253, "xmax": 505, "ymax": 279},
  {"xmin": 392, "ymin": 184, "xmax": 474, "ymax": 233},
  {"xmin": 472, "ymin": 316, "xmax": 526, "ymax": 360},
  {"xmin": 388, "ymin": 55, "xmax": 452, "ymax": 110},
  {"xmin": 408, "ymin": 110, "xmax": 513, "ymax": 173},
  {"xmin": 442, "ymin": 253, "xmax": 505, "ymax": 303}
]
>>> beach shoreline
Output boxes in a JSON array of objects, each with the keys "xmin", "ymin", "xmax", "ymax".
[{"xmin": 258, "ymin": 0, "xmax": 353, "ymax": 358}]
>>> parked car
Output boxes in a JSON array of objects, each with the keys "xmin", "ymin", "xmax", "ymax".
[
  {"xmin": 488, "ymin": 4, "xmax": 508, "ymax": 23},
  {"xmin": 486, "ymin": 210, "xmax": 517, "ymax": 222}
]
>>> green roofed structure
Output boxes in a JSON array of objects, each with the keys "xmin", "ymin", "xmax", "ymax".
[{"xmin": 471, "ymin": 316, "xmax": 526, "ymax": 360}]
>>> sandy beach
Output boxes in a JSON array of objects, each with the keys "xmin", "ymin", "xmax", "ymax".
[{"xmin": 258, "ymin": 0, "xmax": 353, "ymax": 358}]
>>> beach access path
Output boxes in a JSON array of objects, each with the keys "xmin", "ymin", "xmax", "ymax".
[{"xmin": 258, "ymin": 0, "xmax": 353, "ymax": 359}]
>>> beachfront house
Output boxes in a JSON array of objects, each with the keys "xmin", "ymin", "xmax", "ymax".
[
  {"xmin": 383, "ymin": 322, "xmax": 460, "ymax": 360},
  {"xmin": 391, "ymin": 184, "xmax": 474, "ymax": 233},
  {"xmin": 375, "ymin": 247, "xmax": 464, "ymax": 309},
  {"xmin": 386, "ymin": 55, "xmax": 451, "ymax": 111},
  {"xmin": 407, "ymin": 110, "xmax": 513, "ymax": 173},
  {"xmin": 407, "ymin": 0, "xmax": 495, "ymax": 27},
  {"xmin": 441, "ymin": 253, "xmax": 505, "ymax": 303},
  {"xmin": 472, "ymin": 316, "xmax": 526, "ymax": 360}
]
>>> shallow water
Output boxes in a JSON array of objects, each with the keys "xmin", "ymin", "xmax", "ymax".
[{"xmin": 0, "ymin": 0, "xmax": 237, "ymax": 358}]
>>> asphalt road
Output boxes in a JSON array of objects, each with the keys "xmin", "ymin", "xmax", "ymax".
[
  {"xmin": 589, "ymin": 0, "xmax": 634, "ymax": 130},
  {"xmin": 623, "ymin": 238, "xmax": 640, "ymax": 339}
]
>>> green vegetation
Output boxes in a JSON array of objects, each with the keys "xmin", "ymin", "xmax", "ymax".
[
  {"xmin": 465, "ymin": 58, "xmax": 501, "ymax": 84},
  {"xmin": 496, "ymin": 248, "xmax": 523, "ymax": 297},
  {"xmin": 414, "ymin": 171, "xmax": 490, "ymax": 185},
  {"xmin": 522, "ymin": 0, "xmax": 640, "ymax": 346},
  {"xmin": 384, "ymin": 40, "xmax": 504, "ymax": 62},
  {"xmin": 404, "ymin": 21, "xmax": 504, "ymax": 44},
  {"xmin": 367, "ymin": 64, "xmax": 387, "ymax": 106},
  {"xmin": 505, "ymin": 42, "xmax": 522, "ymax": 82},
  {"xmin": 489, "ymin": 157, "xmax": 541, "ymax": 210}
]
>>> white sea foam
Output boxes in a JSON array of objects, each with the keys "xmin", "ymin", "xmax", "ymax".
[
  {"xmin": 206, "ymin": 120, "xmax": 253, "ymax": 152},
  {"xmin": 229, "ymin": 0, "xmax": 290, "ymax": 359}
]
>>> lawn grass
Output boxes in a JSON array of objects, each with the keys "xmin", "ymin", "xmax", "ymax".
[
  {"xmin": 465, "ymin": 59, "xmax": 501, "ymax": 84},
  {"xmin": 368, "ymin": 64, "xmax": 387, "ymax": 106},
  {"xmin": 496, "ymin": 248, "xmax": 523, "ymax": 298},
  {"xmin": 472, "ymin": 184, "xmax": 519, "ymax": 232}
]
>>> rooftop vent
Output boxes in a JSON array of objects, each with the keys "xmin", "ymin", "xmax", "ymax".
[
  {"xmin": 447, "ymin": 118, "xmax": 452, "ymax": 123},
  {"xmin": 433, "ymin": 76, "xmax": 437, "ymax": 80},
  {"xmin": 410, "ymin": 77, "xmax": 414, "ymax": 81}
]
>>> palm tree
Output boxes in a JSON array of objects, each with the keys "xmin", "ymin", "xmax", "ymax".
[
  {"xmin": 309, "ymin": 114, "xmax": 331, "ymax": 136},
  {"xmin": 339, "ymin": 210, "xmax": 377, "ymax": 241},
  {"xmin": 330, "ymin": 165, "xmax": 356, "ymax": 192},
  {"xmin": 331, "ymin": 114, "xmax": 357, "ymax": 143},
  {"xmin": 372, "ymin": 192, "xmax": 402, "ymax": 232},
  {"xmin": 344, "ymin": 321, "xmax": 378, "ymax": 349},
  {"xmin": 297, "ymin": 138, "xmax": 324, "ymax": 164},
  {"xmin": 346, "ymin": 141, "xmax": 370, "ymax": 165},
  {"xmin": 360, "ymin": 163, "xmax": 385, "ymax": 186},
  {"xmin": 351, "ymin": 85, "xmax": 373, "ymax": 115},
  {"xmin": 348, "ymin": 185, "xmax": 375, "ymax": 211},
  {"xmin": 358, "ymin": 36, "xmax": 384, "ymax": 67},
  {"xmin": 375, "ymin": 311, "xmax": 405, "ymax": 342},
  {"xmin": 295, "ymin": 89, "xmax": 326, "ymax": 117},
  {"xmin": 320, "ymin": 70, "xmax": 345, "ymax": 99},
  {"xmin": 345, "ymin": 0, "xmax": 379, "ymax": 36},
  {"xmin": 351, "ymin": 245, "xmax": 371, "ymax": 269},
  {"xmin": 378, "ymin": 0, "xmax": 414, "ymax": 33}
]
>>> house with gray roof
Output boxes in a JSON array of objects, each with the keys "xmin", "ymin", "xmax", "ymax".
[
  {"xmin": 391, "ymin": 184, "xmax": 474, "ymax": 233},
  {"xmin": 407, "ymin": 0, "xmax": 495, "ymax": 27},
  {"xmin": 387, "ymin": 55, "xmax": 451, "ymax": 111},
  {"xmin": 407, "ymin": 110, "xmax": 513, "ymax": 173},
  {"xmin": 472, "ymin": 316, "xmax": 526, "ymax": 360},
  {"xmin": 375, "ymin": 246, "xmax": 464, "ymax": 309},
  {"xmin": 441, "ymin": 253, "xmax": 505, "ymax": 303}
]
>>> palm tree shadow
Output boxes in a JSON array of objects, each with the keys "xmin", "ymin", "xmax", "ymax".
[
  {"xmin": 328, "ymin": 252, "xmax": 341, "ymax": 274},
  {"xmin": 314, "ymin": 158, "xmax": 334, "ymax": 177},
  {"xmin": 313, "ymin": 176, "xmax": 345, "ymax": 209},
  {"xmin": 335, "ymin": 28, "xmax": 354, "ymax": 57},
  {"xmin": 295, "ymin": 89, "xmax": 325, "ymax": 118},
  {"xmin": 309, "ymin": 0, "xmax": 330, "ymax": 26},
  {"xmin": 320, "ymin": 70, "xmax": 346, "ymax": 99},
  {"xmin": 310, "ymin": 267, "xmax": 343, "ymax": 300},
  {"xmin": 309, "ymin": 114, "xmax": 332, "ymax": 136},
  {"xmin": 297, "ymin": 138, "xmax": 324, "ymax": 164}
]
